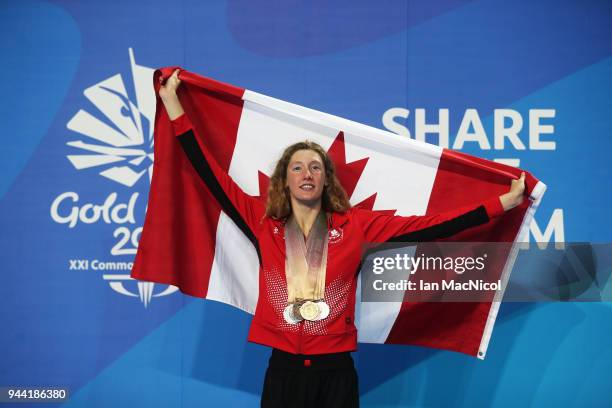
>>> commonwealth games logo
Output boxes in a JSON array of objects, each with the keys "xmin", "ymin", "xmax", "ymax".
[
  {"xmin": 66, "ymin": 48, "xmax": 154, "ymax": 187},
  {"xmin": 58, "ymin": 48, "xmax": 178, "ymax": 307}
]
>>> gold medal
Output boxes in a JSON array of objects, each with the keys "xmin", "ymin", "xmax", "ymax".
[{"xmin": 299, "ymin": 301, "xmax": 321, "ymax": 321}]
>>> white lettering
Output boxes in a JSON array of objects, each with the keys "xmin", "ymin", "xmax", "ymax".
[
  {"xmin": 453, "ymin": 109, "xmax": 490, "ymax": 150},
  {"xmin": 494, "ymin": 109, "xmax": 525, "ymax": 150},
  {"xmin": 415, "ymin": 108, "xmax": 449, "ymax": 148},
  {"xmin": 381, "ymin": 107, "xmax": 557, "ymax": 153},
  {"xmin": 529, "ymin": 109, "xmax": 556, "ymax": 150},
  {"xmin": 530, "ymin": 209, "xmax": 565, "ymax": 249},
  {"xmin": 382, "ymin": 107, "xmax": 410, "ymax": 137},
  {"xmin": 50, "ymin": 192, "xmax": 139, "ymax": 228},
  {"xmin": 50, "ymin": 192, "xmax": 79, "ymax": 228}
]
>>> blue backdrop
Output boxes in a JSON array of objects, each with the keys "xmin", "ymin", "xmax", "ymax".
[{"xmin": 1, "ymin": 0, "xmax": 611, "ymax": 407}]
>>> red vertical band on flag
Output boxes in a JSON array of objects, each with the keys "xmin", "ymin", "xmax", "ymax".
[
  {"xmin": 386, "ymin": 149, "xmax": 531, "ymax": 356},
  {"xmin": 132, "ymin": 68, "xmax": 245, "ymax": 298}
]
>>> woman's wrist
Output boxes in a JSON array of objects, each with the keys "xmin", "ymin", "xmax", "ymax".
[
  {"xmin": 499, "ymin": 172, "xmax": 527, "ymax": 212},
  {"xmin": 160, "ymin": 92, "xmax": 185, "ymax": 120},
  {"xmin": 160, "ymin": 91, "xmax": 179, "ymax": 103},
  {"xmin": 499, "ymin": 192, "xmax": 523, "ymax": 211}
]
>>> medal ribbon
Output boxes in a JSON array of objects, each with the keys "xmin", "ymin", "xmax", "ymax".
[{"xmin": 285, "ymin": 212, "xmax": 329, "ymax": 304}]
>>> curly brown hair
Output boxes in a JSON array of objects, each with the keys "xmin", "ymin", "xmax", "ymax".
[{"xmin": 265, "ymin": 141, "xmax": 351, "ymax": 219}]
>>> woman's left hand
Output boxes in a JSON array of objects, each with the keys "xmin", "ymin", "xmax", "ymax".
[{"xmin": 499, "ymin": 172, "xmax": 526, "ymax": 211}]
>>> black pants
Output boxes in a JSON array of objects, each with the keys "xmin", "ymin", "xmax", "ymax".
[{"xmin": 261, "ymin": 348, "xmax": 359, "ymax": 408}]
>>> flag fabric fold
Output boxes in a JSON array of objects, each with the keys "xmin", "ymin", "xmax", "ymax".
[{"xmin": 131, "ymin": 67, "xmax": 546, "ymax": 359}]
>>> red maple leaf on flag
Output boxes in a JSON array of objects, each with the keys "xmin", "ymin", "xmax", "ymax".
[{"xmin": 255, "ymin": 131, "xmax": 396, "ymax": 215}]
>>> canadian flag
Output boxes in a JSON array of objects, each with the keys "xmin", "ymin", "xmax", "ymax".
[{"xmin": 132, "ymin": 67, "xmax": 546, "ymax": 359}]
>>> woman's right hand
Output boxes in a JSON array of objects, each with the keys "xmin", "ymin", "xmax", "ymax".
[
  {"xmin": 158, "ymin": 69, "xmax": 185, "ymax": 120},
  {"xmin": 159, "ymin": 69, "xmax": 182, "ymax": 101}
]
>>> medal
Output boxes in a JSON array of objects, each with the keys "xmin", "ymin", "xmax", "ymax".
[
  {"xmin": 315, "ymin": 301, "xmax": 330, "ymax": 320},
  {"xmin": 299, "ymin": 301, "xmax": 320, "ymax": 320},
  {"xmin": 283, "ymin": 300, "xmax": 330, "ymax": 323},
  {"xmin": 283, "ymin": 304, "xmax": 302, "ymax": 324}
]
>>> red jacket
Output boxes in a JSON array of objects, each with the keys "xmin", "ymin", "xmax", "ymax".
[{"xmin": 171, "ymin": 113, "xmax": 505, "ymax": 355}]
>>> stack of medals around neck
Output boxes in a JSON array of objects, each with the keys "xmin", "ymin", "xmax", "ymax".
[{"xmin": 283, "ymin": 212, "xmax": 330, "ymax": 324}]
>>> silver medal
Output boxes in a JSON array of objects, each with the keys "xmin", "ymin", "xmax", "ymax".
[
  {"xmin": 314, "ymin": 301, "xmax": 330, "ymax": 320},
  {"xmin": 283, "ymin": 304, "xmax": 302, "ymax": 324}
]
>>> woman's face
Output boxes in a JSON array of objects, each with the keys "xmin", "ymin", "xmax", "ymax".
[{"xmin": 285, "ymin": 149, "xmax": 326, "ymax": 207}]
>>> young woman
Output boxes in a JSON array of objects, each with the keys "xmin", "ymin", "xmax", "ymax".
[{"xmin": 159, "ymin": 69, "xmax": 525, "ymax": 408}]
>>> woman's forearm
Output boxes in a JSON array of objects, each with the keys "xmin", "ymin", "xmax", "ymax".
[
  {"xmin": 161, "ymin": 92, "xmax": 185, "ymax": 121},
  {"xmin": 499, "ymin": 192, "xmax": 522, "ymax": 211}
]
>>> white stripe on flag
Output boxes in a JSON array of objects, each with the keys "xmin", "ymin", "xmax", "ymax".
[
  {"xmin": 356, "ymin": 245, "xmax": 418, "ymax": 343},
  {"xmin": 208, "ymin": 213, "xmax": 259, "ymax": 314},
  {"xmin": 476, "ymin": 180, "xmax": 547, "ymax": 359}
]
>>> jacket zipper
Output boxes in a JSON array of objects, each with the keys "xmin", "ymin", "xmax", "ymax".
[{"xmin": 297, "ymin": 319, "xmax": 304, "ymax": 354}]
